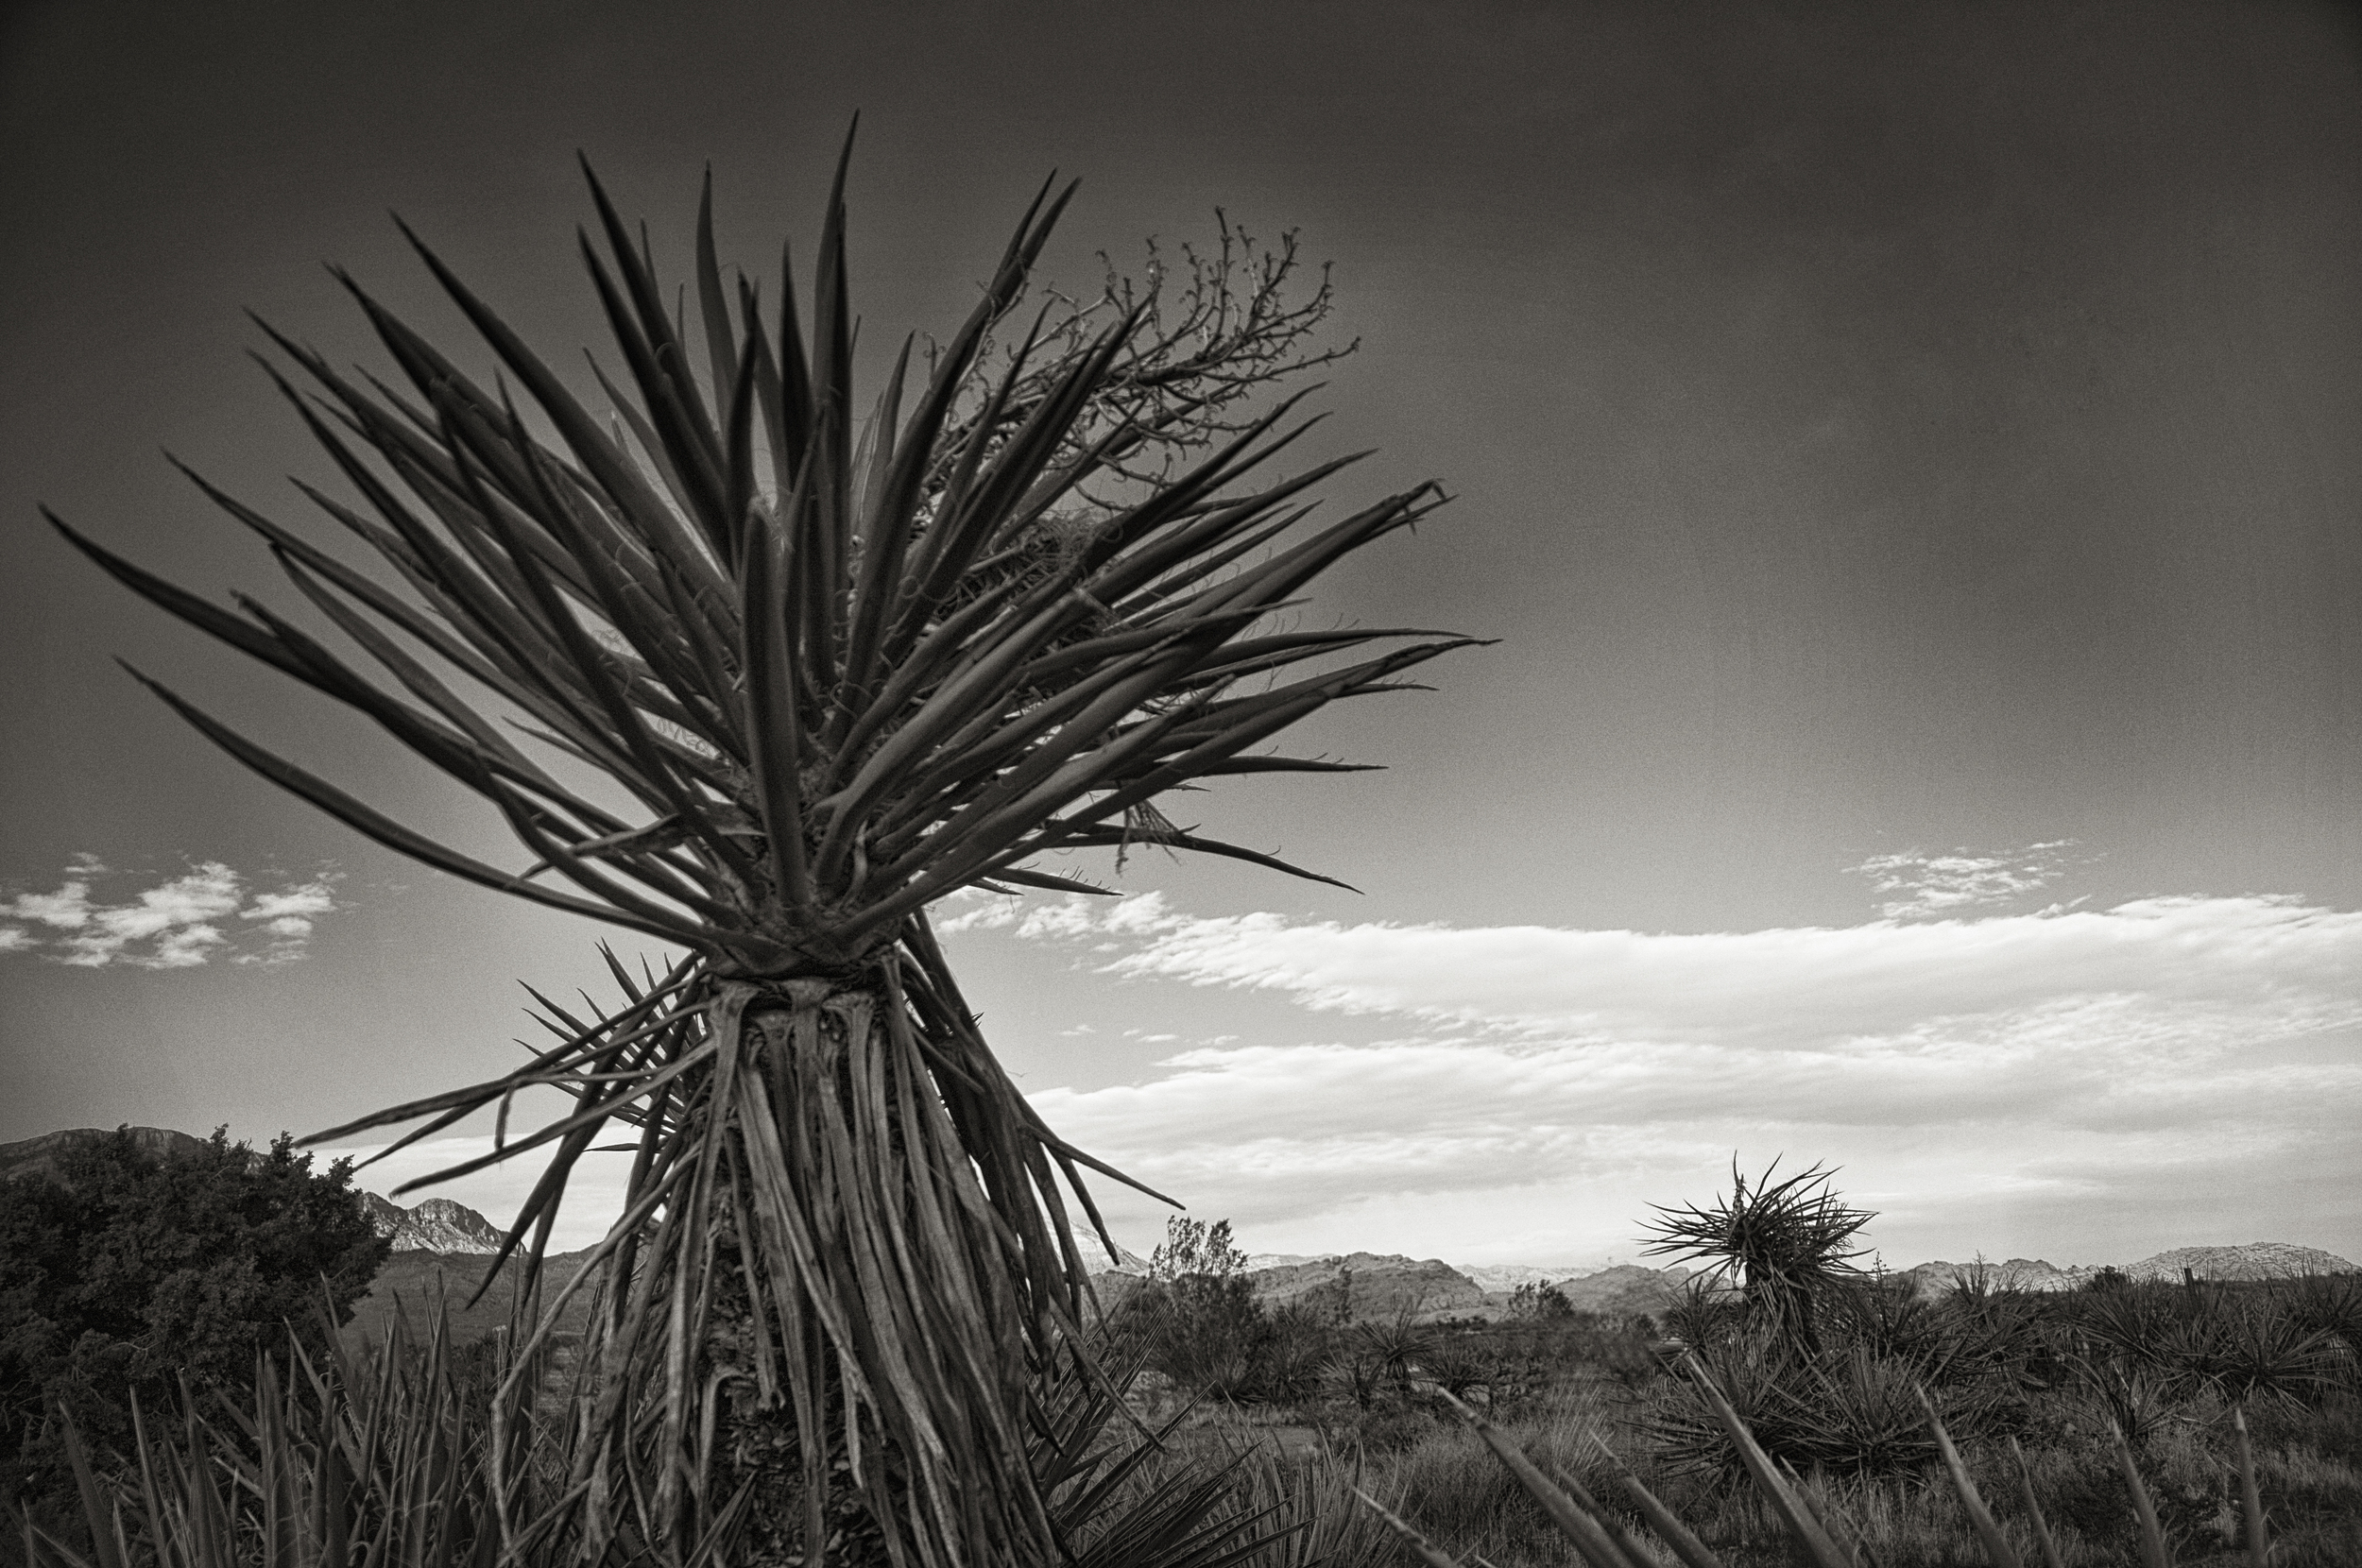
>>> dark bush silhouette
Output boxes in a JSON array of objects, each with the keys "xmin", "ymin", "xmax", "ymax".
[{"xmin": 0, "ymin": 1125, "xmax": 388, "ymax": 1540}]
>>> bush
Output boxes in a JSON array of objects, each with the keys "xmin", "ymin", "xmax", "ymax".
[{"xmin": 0, "ymin": 1126, "xmax": 388, "ymax": 1540}]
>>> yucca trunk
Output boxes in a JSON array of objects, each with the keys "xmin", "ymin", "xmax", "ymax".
[
  {"xmin": 706, "ymin": 989, "xmax": 1008, "ymax": 1565},
  {"xmin": 545, "ymin": 929, "xmax": 1095, "ymax": 1565}
]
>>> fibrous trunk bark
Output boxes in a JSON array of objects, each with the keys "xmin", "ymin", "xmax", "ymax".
[{"xmin": 562, "ymin": 933, "xmax": 1106, "ymax": 1568}]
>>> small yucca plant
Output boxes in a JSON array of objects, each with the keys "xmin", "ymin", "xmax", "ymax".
[
  {"xmin": 1641, "ymin": 1160, "xmax": 1875, "ymax": 1362},
  {"xmin": 51, "ymin": 135, "xmax": 1473, "ymax": 1565}
]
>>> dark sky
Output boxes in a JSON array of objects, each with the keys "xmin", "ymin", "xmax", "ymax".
[{"xmin": 2, "ymin": 1, "xmax": 2355, "ymax": 1258}]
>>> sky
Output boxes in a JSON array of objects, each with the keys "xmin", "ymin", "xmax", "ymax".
[{"xmin": 2, "ymin": 1, "xmax": 2356, "ymax": 1271}]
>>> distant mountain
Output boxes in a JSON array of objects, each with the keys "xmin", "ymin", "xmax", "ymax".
[
  {"xmin": 360, "ymin": 1191, "xmax": 505, "ymax": 1254},
  {"xmin": 16, "ymin": 1133, "xmax": 2354, "ymax": 1292},
  {"xmin": 2121, "ymin": 1243, "xmax": 2356, "ymax": 1282},
  {"xmin": 1548, "ymin": 1265, "xmax": 1696, "ymax": 1317},
  {"xmin": 1903, "ymin": 1242, "xmax": 2356, "ymax": 1299},
  {"xmin": 1082, "ymin": 1247, "xmax": 1491, "ymax": 1318},
  {"xmin": 1244, "ymin": 1253, "xmax": 1336, "ymax": 1272},
  {"xmin": 1250, "ymin": 1252, "xmax": 1489, "ymax": 1318},
  {"xmin": 1901, "ymin": 1257, "xmax": 2099, "ymax": 1297},
  {"xmin": 1071, "ymin": 1231, "xmax": 1154, "ymax": 1274},
  {"xmin": 0, "ymin": 1126, "xmax": 225, "ymax": 1184},
  {"xmin": 1461, "ymin": 1263, "xmax": 1582, "ymax": 1293}
]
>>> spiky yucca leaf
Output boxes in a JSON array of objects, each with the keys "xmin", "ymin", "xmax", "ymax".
[{"xmin": 55, "ymin": 138, "xmax": 1471, "ymax": 1567}]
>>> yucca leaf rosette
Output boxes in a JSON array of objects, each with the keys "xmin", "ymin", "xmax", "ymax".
[{"xmin": 53, "ymin": 144, "xmax": 1475, "ymax": 1565}]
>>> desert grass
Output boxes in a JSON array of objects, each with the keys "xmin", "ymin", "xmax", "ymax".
[
  {"xmin": 1097, "ymin": 1261, "xmax": 2362, "ymax": 1568},
  {"xmin": 1341, "ymin": 1322, "xmax": 2362, "ymax": 1568}
]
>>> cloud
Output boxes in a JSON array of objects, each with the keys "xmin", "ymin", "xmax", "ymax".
[
  {"xmin": 242, "ymin": 885, "xmax": 337, "ymax": 922},
  {"xmin": 962, "ymin": 890, "xmax": 2362, "ymax": 1265},
  {"xmin": 2, "ymin": 859, "xmax": 344, "ymax": 968},
  {"xmin": 54, "ymin": 863, "xmax": 242, "ymax": 968},
  {"xmin": 1847, "ymin": 840, "xmax": 2081, "ymax": 919},
  {"xmin": 236, "ymin": 878, "xmax": 340, "ymax": 964}
]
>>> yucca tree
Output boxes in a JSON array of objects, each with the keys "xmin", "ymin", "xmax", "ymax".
[
  {"xmin": 49, "ymin": 142, "xmax": 1472, "ymax": 1566},
  {"xmin": 1642, "ymin": 1160, "xmax": 1875, "ymax": 1362}
]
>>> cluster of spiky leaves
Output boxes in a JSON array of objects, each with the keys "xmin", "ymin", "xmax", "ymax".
[
  {"xmin": 55, "ymin": 154, "xmax": 1463, "ymax": 969},
  {"xmin": 1640, "ymin": 1160, "xmax": 1876, "ymax": 1360},
  {"xmin": 50, "ymin": 141, "xmax": 1471, "ymax": 1567}
]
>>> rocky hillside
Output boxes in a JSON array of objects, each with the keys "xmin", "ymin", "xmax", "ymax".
[
  {"xmin": 1255, "ymin": 1252, "xmax": 1489, "ymax": 1317},
  {"xmin": 343, "ymin": 1248, "xmax": 599, "ymax": 1350},
  {"xmin": 1903, "ymin": 1242, "xmax": 2357, "ymax": 1299},
  {"xmin": 1073, "ymin": 1232, "xmax": 1155, "ymax": 1274},
  {"xmin": 1546, "ymin": 1264, "xmax": 1696, "ymax": 1318},
  {"xmin": 360, "ymin": 1191, "xmax": 506, "ymax": 1254},
  {"xmin": 2122, "ymin": 1243, "xmax": 2355, "ymax": 1282},
  {"xmin": 1902, "ymin": 1257, "xmax": 2100, "ymax": 1296},
  {"xmin": 1460, "ymin": 1263, "xmax": 1576, "ymax": 1293},
  {"xmin": 1083, "ymin": 1248, "xmax": 1493, "ymax": 1319}
]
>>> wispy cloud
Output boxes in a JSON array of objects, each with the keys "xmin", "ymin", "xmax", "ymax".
[
  {"xmin": 1, "ymin": 857, "xmax": 344, "ymax": 968},
  {"xmin": 1847, "ymin": 840, "xmax": 2081, "ymax": 919},
  {"xmin": 948, "ymin": 887, "xmax": 2362, "ymax": 1265}
]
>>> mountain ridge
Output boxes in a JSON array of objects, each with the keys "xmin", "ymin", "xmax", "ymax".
[
  {"xmin": 9, "ymin": 1130, "xmax": 2355, "ymax": 1286},
  {"xmin": 1082, "ymin": 1235, "xmax": 2358, "ymax": 1321},
  {"xmin": 0, "ymin": 1126, "xmax": 238, "ymax": 1182}
]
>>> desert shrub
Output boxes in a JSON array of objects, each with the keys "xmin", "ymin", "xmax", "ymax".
[
  {"xmin": 1943, "ymin": 1285, "xmax": 2073, "ymax": 1397},
  {"xmin": 1117, "ymin": 1217, "xmax": 1264, "ymax": 1399},
  {"xmin": 0, "ymin": 1127, "xmax": 387, "ymax": 1544},
  {"xmin": 2065, "ymin": 1356, "xmax": 2187, "ymax": 1452},
  {"xmin": 1251, "ymin": 1303, "xmax": 1341, "ymax": 1406},
  {"xmin": 1825, "ymin": 1271, "xmax": 1948, "ymax": 1365},
  {"xmin": 1343, "ymin": 1404, "xmax": 1445, "ymax": 1457},
  {"xmin": 1347, "ymin": 1307, "xmax": 1432, "ymax": 1396},
  {"xmin": 2066, "ymin": 1276, "xmax": 2347, "ymax": 1414},
  {"xmin": 2071, "ymin": 1278, "xmax": 2187, "ymax": 1367},
  {"xmin": 1121, "ymin": 1273, "xmax": 1267, "ymax": 1399},
  {"xmin": 1592, "ymin": 1324, "xmax": 1667, "ymax": 1393},
  {"xmin": 1110, "ymin": 1237, "xmax": 1361, "ymax": 1408},
  {"xmin": 2285, "ymin": 1273, "xmax": 2362, "ymax": 1340},
  {"xmin": 1219, "ymin": 1446, "xmax": 1402, "ymax": 1568},
  {"xmin": 2284, "ymin": 1274, "xmax": 2362, "ymax": 1395},
  {"xmin": 1413, "ymin": 1343, "xmax": 1497, "ymax": 1403},
  {"xmin": 2206, "ymin": 1293, "xmax": 2346, "ymax": 1407},
  {"xmin": 1660, "ymin": 1277, "xmax": 1746, "ymax": 1350},
  {"xmin": 1645, "ymin": 1336, "xmax": 2016, "ymax": 1486}
]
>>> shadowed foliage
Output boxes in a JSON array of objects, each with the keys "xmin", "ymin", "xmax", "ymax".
[{"xmin": 1, "ymin": 1129, "xmax": 387, "ymax": 1548}]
